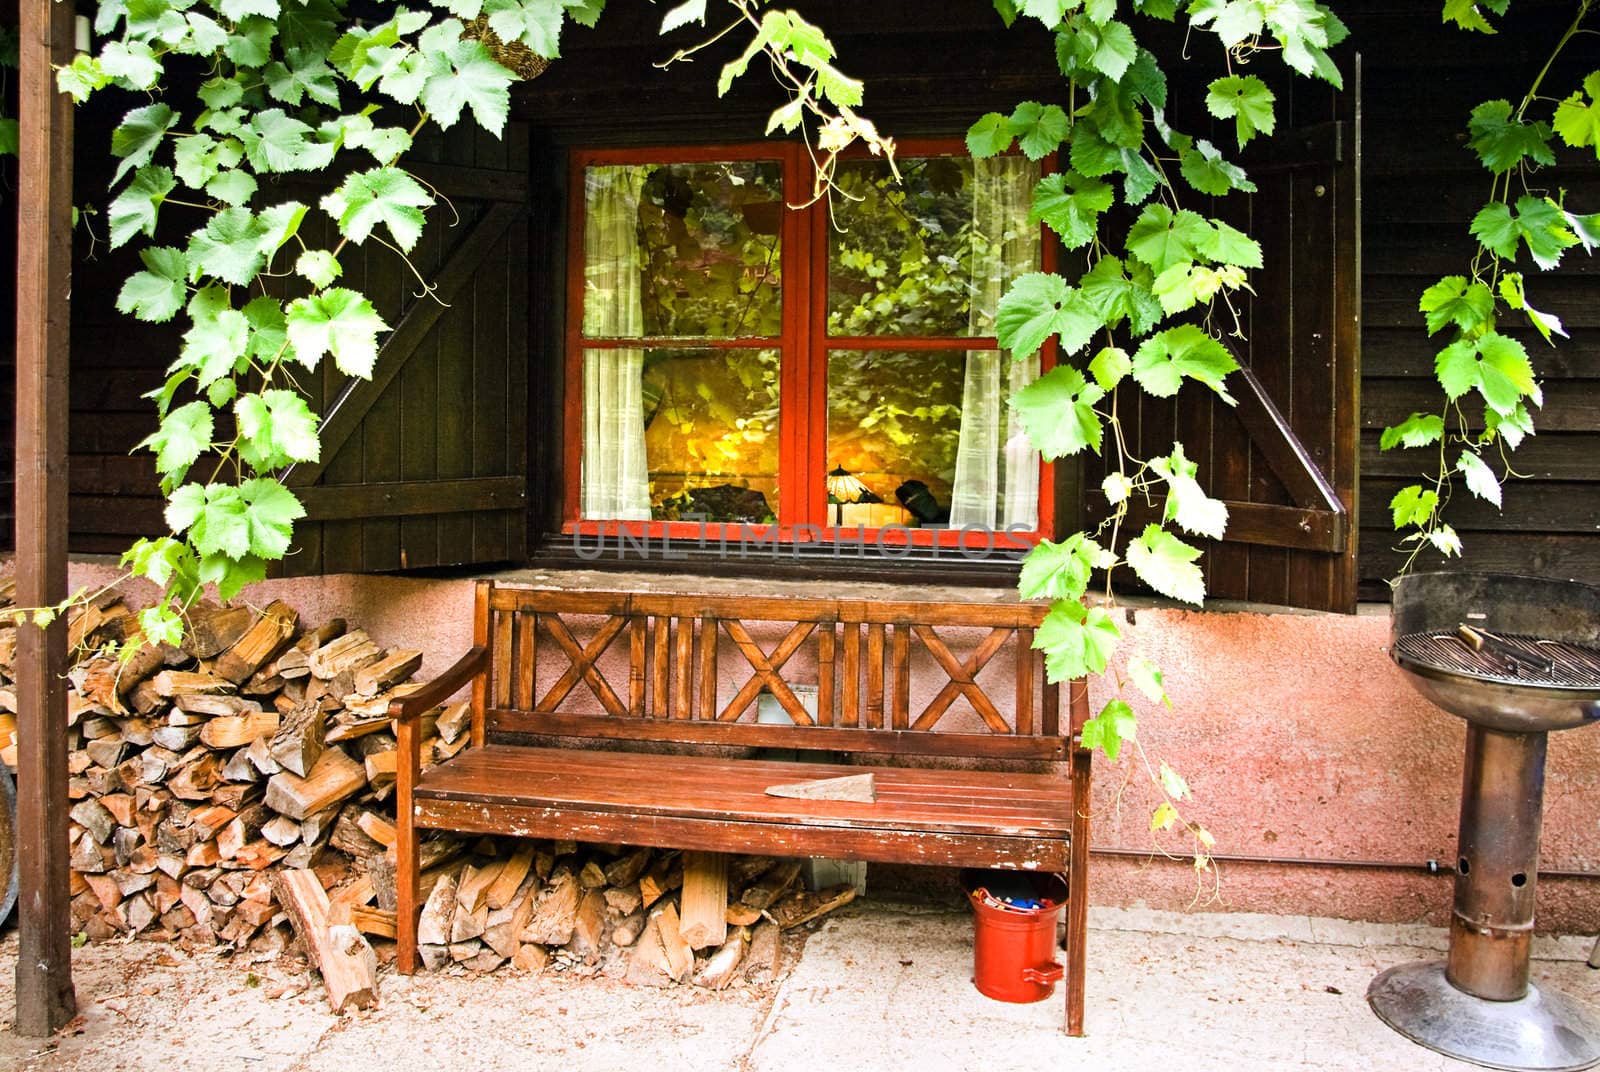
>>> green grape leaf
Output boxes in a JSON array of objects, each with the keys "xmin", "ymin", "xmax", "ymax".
[
  {"xmin": 321, "ymin": 167, "xmax": 433, "ymax": 253},
  {"xmin": 203, "ymin": 553, "xmax": 268, "ymax": 603},
  {"xmin": 1195, "ymin": 219, "xmax": 1262, "ymax": 269},
  {"xmin": 1442, "ymin": 0, "xmax": 1503, "ymax": 32},
  {"xmin": 116, "ymin": 246, "xmax": 188, "ymax": 323},
  {"xmin": 101, "ymin": 40, "xmax": 162, "ymax": 91},
  {"xmin": 1484, "ymin": 401, "xmax": 1535, "ymax": 450},
  {"xmin": 224, "ymin": 17, "xmax": 278, "ymax": 68},
  {"xmin": 966, "ymin": 111, "xmax": 1014, "ymax": 158},
  {"xmin": 1081, "ymin": 699, "xmax": 1137, "ymax": 762},
  {"xmin": 1128, "ymin": 654, "xmax": 1169, "ymax": 706},
  {"xmin": 1429, "ymin": 525, "xmax": 1464, "ymax": 558},
  {"xmin": 1086, "ymin": 19, "xmax": 1137, "ymax": 81},
  {"xmin": 110, "ymin": 103, "xmax": 176, "ymax": 183},
  {"xmin": 242, "ymin": 296, "xmax": 291, "ymax": 366},
  {"xmin": 1131, "ymin": 324, "xmax": 1240, "ymax": 404},
  {"xmin": 1553, "ymin": 73, "xmax": 1600, "ymax": 154},
  {"xmin": 1018, "ymin": 0, "xmax": 1071, "ymax": 27},
  {"xmin": 1125, "ymin": 524, "xmax": 1205, "ymax": 605},
  {"xmin": 179, "ymin": 289, "xmax": 250, "ymax": 387},
  {"xmin": 995, "ymin": 273, "xmax": 1100, "ymax": 359},
  {"xmin": 1205, "ymin": 74, "xmax": 1276, "ymax": 149},
  {"xmin": 173, "ymin": 133, "xmax": 241, "ymax": 190},
  {"xmin": 1472, "ymin": 196, "xmax": 1580, "ymax": 270},
  {"xmin": 1008, "ymin": 365, "xmax": 1106, "ymax": 459},
  {"xmin": 1567, "ymin": 210, "xmax": 1600, "ymax": 253},
  {"xmin": 1151, "ymin": 262, "xmax": 1199, "ymax": 316},
  {"xmin": 285, "ymin": 288, "xmax": 390, "ymax": 377},
  {"xmin": 238, "ymin": 109, "xmax": 318, "ymax": 172},
  {"xmin": 1467, "ymin": 100, "xmax": 1555, "ymax": 173},
  {"xmin": 1380, "ymin": 412, "xmax": 1445, "ymax": 451},
  {"xmin": 660, "ymin": 0, "xmax": 706, "ymax": 32},
  {"xmin": 1126, "ymin": 204, "xmax": 1216, "ymax": 275},
  {"xmin": 1151, "ymin": 443, "xmax": 1229, "ymax": 540},
  {"xmin": 197, "ymin": 76, "xmax": 245, "ymax": 111},
  {"xmin": 206, "ymin": 170, "xmax": 258, "ymax": 207},
  {"xmin": 235, "ymin": 388, "xmax": 321, "ymax": 472},
  {"xmin": 238, "ymin": 477, "xmax": 306, "ymax": 559},
  {"xmin": 1390, "ymin": 484, "xmax": 1439, "ymax": 529},
  {"xmin": 138, "ymin": 402, "xmax": 214, "ymax": 479},
  {"xmin": 185, "ymin": 206, "xmax": 274, "ymax": 286},
  {"xmin": 1458, "ymin": 450, "xmax": 1502, "ymax": 508},
  {"xmin": 1419, "ymin": 275, "xmax": 1495, "ymax": 336},
  {"xmin": 57, "ymin": 55, "xmax": 112, "ymax": 103},
  {"xmin": 485, "ymin": 0, "xmax": 568, "ymax": 58},
  {"xmin": 1498, "ymin": 272, "xmax": 1566, "ymax": 342},
  {"xmin": 1158, "ymin": 760, "xmax": 1189, "ymax": 799},
  {"xmin": 419, "ymin": 22, "xmax": 514, "ymax": 133},
  {"xmin": 107, "ymin": 165, "xmax": 176, "ymax": 248},
  {"xmin": 1009, "ymin": 101, "xmax": 1070, "ymax": 161},
  {"xmin": 1102, "ymin": 472, "xmax": 1133, "ymax": 505},
  {"xmin": 1088, "ymin": 344, "xmax": 1132, "ymax": 390},
  {"xmin": 295, "ymin": 250, "xmax": 343, "ymax": 289},
  {"xmin": 1035, "ymin": 599, "xmax": 1121, "ymax": 681},
  {"xmin": 1435, "ymin": 331, "xmax": 1538, "ymax": 416},
  {"xmin": 221, "ymin": 0, "xmax": 280, "ymax": 20},
  {"xmin": 1018, "ymin": 533, "xmax": 1103, "ymax": 602},
  {"xmin": 1179, "ymin": 139, "xmax": 1256, "ymax": 196},
  {"xmin": 1029, "ymin": 171, "xmax": 1114, "ymax": 249},
  {"xmin": 1079, "ymin": 256, "xmax": 1162, "ymax": 335}
]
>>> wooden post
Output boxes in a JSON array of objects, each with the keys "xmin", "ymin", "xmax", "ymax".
[{"xmin": 14, "ymin": 0, "xmax": 79, "ymax": 1038}]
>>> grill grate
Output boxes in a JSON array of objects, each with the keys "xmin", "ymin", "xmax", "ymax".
[{"xmin": 1392, "ymin": 630, "xmax": 1600, "ymax": 688}]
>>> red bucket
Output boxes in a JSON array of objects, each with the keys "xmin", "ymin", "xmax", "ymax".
[{"xmin": 960, "ymin": 869, "xmax": 1068, "ymax": 1003}]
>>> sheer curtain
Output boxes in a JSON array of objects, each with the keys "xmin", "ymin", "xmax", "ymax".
[
  {"xmin": 581, "ymin": 166, "xmax": 652, "ymax": 521},
  {"xmin": 948, "ymin": 158, "xmax": 1041, "ymax": 532}
]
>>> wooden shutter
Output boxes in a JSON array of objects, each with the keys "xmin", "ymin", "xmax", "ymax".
[
  {"xmin": 1090, "ymin": 63, "xmax": 1362, "ymax": 612},
  {"xmin": 280, "ymin": 123, "xmax": 531, "ymax": 575}
]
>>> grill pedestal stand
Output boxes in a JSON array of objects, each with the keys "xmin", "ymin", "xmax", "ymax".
[{"xmin": 1369, "ymin": 724, "xmax": 1600, "ymax": 1072}]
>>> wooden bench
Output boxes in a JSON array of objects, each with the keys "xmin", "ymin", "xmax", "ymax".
[{"xmin": 390, "ymin": 581, "xmax": 1093, "ymax": 1033}]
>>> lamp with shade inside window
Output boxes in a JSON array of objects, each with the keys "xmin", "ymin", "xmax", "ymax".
[{"xmin": 826, "ymin": 464, "xmax": 869, "ymax": 526}]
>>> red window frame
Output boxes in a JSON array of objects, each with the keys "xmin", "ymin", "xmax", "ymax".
[{"xmin": 562, "ymin": 139, "xmax": 1056, "ymax": 552}]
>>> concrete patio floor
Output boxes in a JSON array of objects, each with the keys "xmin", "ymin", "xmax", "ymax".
[{"xmin": 3, "ymin": 902, "xmax": 1599, "ymax": 1072}]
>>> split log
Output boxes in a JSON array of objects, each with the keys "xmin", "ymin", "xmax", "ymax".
[
  {"xmin": 743, "ymin": 921, "xmax": 783, "ymax": 985},
  {"xmin": 273, "ymin": 869, "xmax": 379, "ymax": 1013},
  {"xmin": 269, "ymin": 699, "xmax": 325, "ymax": 778},
  {"xmin": 652, "ymin": 902, "xmax": 695, "ymax": 983},
  {"xmin": 308, "ymin": 631, "xmax": 382, "ymax": 680},
  {"xmin": 741, "ymin": 860, "xmax": 802, "ymax": 911},
  {"xmin": 567, "ymin": 888, "xmax": 608, "ymax": 962},
  {"xmin": 353, "ymin": 650, "xmax": 422, "ymax": 697},
  {"xmin": 215, "ymin": 601, "xmax": 299, "ymax": 683},
  {"xmin": 603, "ymin": 847, "xmax": 651, "ymax": 888},
  {"xmin": 679, "ymin": 851, "xmax": 728, "ymax": 950},
  {"xmin": 182, "ymin": 605, "xmax": 256, "ymax": 660},
  {"xmin": 264, "ymin": 749, "xmax": 365, "ymax": 820},
  {"xmin": 766, "ymin": 884, "xmax": 858, "ymax": 930},
  {"xmin": 693, "ymin": 927, "xmax": 749, "ymax": 990},
  {"xmin": 349, "ymin": 905, "xmax": 397, "ymax": 940},
  {"xmin": 519, "ymin": 868, "xmax": 580, "ymax": 946},
  {"xmin": 416, "ymin": 872, "xmax": 460, "ymax": 947},
  {"xmin": 484, "ymin": 846, "xmax": 535, "ymax": 910},
  {"xmin": 199, "ymin": 710, "xmax": 280, "ymax": 750}
]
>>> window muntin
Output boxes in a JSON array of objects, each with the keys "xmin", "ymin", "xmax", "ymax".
[{"xmin": 568, "ymin": 144, "xmax": 1051, "ymax": 546}]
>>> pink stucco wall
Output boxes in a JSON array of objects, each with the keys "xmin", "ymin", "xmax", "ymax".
[{"xmin": 42, "ymin": 558, "xmax": 1600, "ymax": 934}]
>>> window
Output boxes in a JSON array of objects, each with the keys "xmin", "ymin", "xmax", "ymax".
[{"xmin": 564, "ymin": 142, "xmax": 1054, "ymax": 549}]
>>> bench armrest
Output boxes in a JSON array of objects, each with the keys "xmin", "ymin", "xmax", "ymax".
[{"xmin": 388, "ymin": 645, "xmax": 489, "ymax": 723}]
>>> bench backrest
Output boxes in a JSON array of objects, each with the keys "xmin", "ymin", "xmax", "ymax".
[{"xmin": 472, "ymin": 581, "xmax": 1079, "ymax": 761}]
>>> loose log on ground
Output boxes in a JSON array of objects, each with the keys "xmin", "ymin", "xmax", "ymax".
[{"xmin": 273, "ymin": 869, "xmax": 379, "ymax": 1013}]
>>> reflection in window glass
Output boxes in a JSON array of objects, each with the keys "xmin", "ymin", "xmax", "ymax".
[
  {"xmin": 827, "ymin": 156, "xmax": 1040, "ymax": 338},
  {"xmin": 582, "ymin": 162, "xmax": 784, "ymax": 339},
  {"xmin": 582, "ymin": 347, "xmax": 780, "ymax": 524}
]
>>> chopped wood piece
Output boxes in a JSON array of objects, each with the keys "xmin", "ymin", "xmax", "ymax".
[
  {"xmin": 350, "ymin": 905, "xmax": 397, "ymax": 940},
  {"xmin": 605, "ymin": 882, "xmax": 642, "ymax": 917},
  {"xmin": 764, "ymin": 772, "xmax": 876, "ymax": 802},
  {"xmin": 679, "ymin": 851, "xmax": 728, "ymax": 951},
  {"xmin": 639, "ymin": 854, "xmax": 683, "ymax": 908},
  {"xmin": 152, "ymin": 670, "xmax": 236, "ymax": 699},
  {"xmin": 725, "ymin": 902, "xmax": 762, "ymax": 927},
  {"xmin": 354, "ymin": 811, "xmax": 397, "ymax": 850},
  {"xmin": 308, "ymin": 631, "xmax": 382, "ymax": 681},
  {"xmin": 273, "ymin": 869, "xmax": 379, "ymax": 1012},
  {"xmin": 215, "ymin": 601, "xmax": 299, "ymax": 683},
  {"xmin": 652, "ymin": 902, "xmax": 695, "ymax": 983},
  {"xmin": 435, "ymin": 702, "xmax": 471, "ymax": 744},
  {"xmin": 484, "ymin": 847, "xmax": 535, "ymax": 910},
  {"xmin": 260, "ymin": 815, "xmax": 302, "ymax": 848},
  {"xmin": 70, "ymin": 799, "xmax": 117, "ymax": 844},
  {"xmin": 176, "ymin": 693, "xmax": 264, "ymax": 718},
  {"xmin": 578, "ymin": 860, "xmax": 608, "ymax": 889},
  {"xmin": 182, "ymin": 605, "xmax": 256, "ymax": 659},
  {"xmin": 268, "ymin": 619, "xmax": 346, "ymax": 682},
  {"xmin": 353, "ymin": 650, "xmax": 422, "ymax": 697},
  {"xmin": 168, "ymin": 753, "xmax": 224, "ymax": 801},
  {"xmin": 603, "ymin": 847, "xmax": 651, "ymax": 888},
  {"xmin": 450, "ymin": 901, "xmax": 489, "ymax": 944},
  {"xmin": 247, "ymin": 736, "xmax": 283, "ymax": 776},
  {"xmin": 766, "ymin": 884, "xmax": 859, "ymax": 930},
  {"xmin": 693, "ymin": 927, "xmax": 749, "ymax": 990},
  {"xmin": 264, "ymin": 749, "xmax": 365, "ymax": 821},
  {"xmin": 269, "ymin": 699, "xmax": 326, "ymax": 778},
  {"xmin": 417, "ymin": 873, "xmax": 460, "ymax": 947},
  {"xmin": 512, "ymin": 944, "xmax": 549, "ymax": 973},
  {"xmin": 741, "ymin": 860, "xmax": 802, "ymax": 911},
  {"xmin": 743, "ymin": 921, "xmax": 782, "ymax": 985},
  {"xmin": 519, "ymin": 869, "xmax": 579, "ymax": 946},
  {"xmin": 611, "ymin": 908, "xmax": 646, "ymax": 947},
  {"xmin": 199, "ymin": 710, "xmax": 280, "ymax": 750},
  {"xmin": 567, "ymin": 888, "xmax": 608, "ymax": 962}
]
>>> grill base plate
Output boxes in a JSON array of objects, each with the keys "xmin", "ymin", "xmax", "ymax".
[{"xmin": 1369, "ymin": 960, "xmax": 1600, "ymax": 1071}]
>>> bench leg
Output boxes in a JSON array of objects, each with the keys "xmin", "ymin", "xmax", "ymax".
[
  {"xmin": 395, "ymin": 721, "xmax": 420, "ymax": 975},
  {"xmin": 1065, "ymin": 678, "xmax": 1093, "ymax": 1036}
]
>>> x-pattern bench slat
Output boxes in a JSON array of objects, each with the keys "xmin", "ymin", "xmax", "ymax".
[
  {"xmin": 912, "ymin": 625, "xmax": 1013, "ymax": 734},
  {"xmin": 718, "ymin": 619, "xmax": 816, "ymax": 724},
  {"xmin": 535, "ymin": 614, "xmax": 628, "ymax": 716}
]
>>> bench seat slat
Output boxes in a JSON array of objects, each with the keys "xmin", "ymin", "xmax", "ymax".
[{"xmin": 414, "ymin": 745, "xmax": 1072, "ymax": 839}]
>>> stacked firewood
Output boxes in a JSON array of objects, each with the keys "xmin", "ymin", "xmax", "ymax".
[
  {"xmin": 0, "ymin": 583, "xmax": 446, "ymax": 965},
  {"xmin": 0, "ymin": 580, "xmax": 860, "ymax": 1008},
  {"xmin": 409, "ymin": 843, "xmax": 856, "ymax": 988}
]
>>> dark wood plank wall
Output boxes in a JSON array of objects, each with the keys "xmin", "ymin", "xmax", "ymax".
[
  {"xmin": 1353, "ymin": 3, "xmax": 1600, "ymax": 595},
  {"xmin": 6, "ymin": 3, "xmax": 1595, "ymax": 603}
]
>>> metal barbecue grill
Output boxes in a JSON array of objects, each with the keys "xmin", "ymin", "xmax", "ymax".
[{"xmin": 1369, "ymin": 572, "xmax": 1600, "ymax": 1072}]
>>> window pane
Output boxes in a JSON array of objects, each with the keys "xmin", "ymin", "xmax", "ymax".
[
  {"xmin": 826, "ymin": 348, "xmax": 1040, "ymax": 531},
  {"xmin": 582, "ymin": 162, "xmax": 784, "ymax": 339},
  {"xmin": 581, "ymin": 347, "xmax": 780, "ymax": 523},
  {"xmin": 827, "ymin": 156, "xmax": 1040, "ymax": 338}
]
